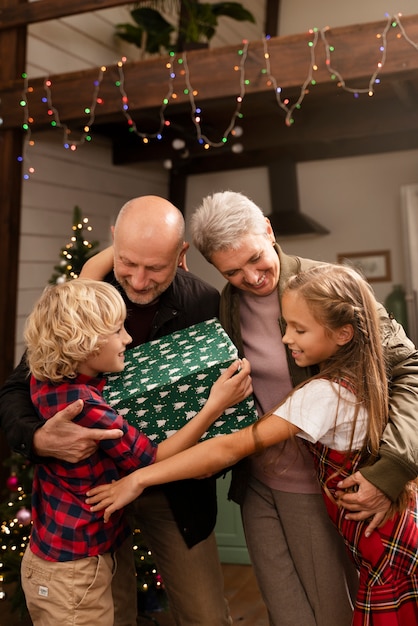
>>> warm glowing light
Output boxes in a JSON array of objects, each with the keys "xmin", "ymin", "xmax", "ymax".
[{"xmin": 172, "ymin": 138, "xmax": 186, "ymax": 150}]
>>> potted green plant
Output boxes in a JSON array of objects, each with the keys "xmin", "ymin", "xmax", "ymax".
[
  {"xmin": 115, "ymin": 4, "xmax": 175, "ymax": 55},
  {"xmin": 115, "ymin": 0, "xmax": 255, "ymax": 55}
]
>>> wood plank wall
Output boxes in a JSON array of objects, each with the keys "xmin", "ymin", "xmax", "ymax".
[{"xmin": 25, "ymin": 2, "xmax": 265, "ymax": 78}]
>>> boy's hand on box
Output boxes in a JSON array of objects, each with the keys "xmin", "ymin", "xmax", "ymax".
[{"xmin": 209, "ymin": 358, "xmax": 252, "ymax": 413}]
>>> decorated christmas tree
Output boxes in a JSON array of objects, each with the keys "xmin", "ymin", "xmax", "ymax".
[
  {"xmin": 0, "ymin": 453, "xmax": 33, "ymax": 619},
  {"xmin": 49, "ymin": 205, "xmax": 100, "ymax": 284},
  {"xmin": 132, "ymin": 529, "xmax": 166, "ymax": 612}
]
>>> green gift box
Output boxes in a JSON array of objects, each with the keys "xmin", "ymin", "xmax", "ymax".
[{"xmin": 103, "ymin": 318, "xmax": 257, "ymax": 443}]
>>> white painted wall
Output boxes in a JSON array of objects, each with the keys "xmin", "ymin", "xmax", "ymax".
[
  {"xmin": 26, "ymin": 2, "xmax": 265, "ymax": 78},
  {"xmin": 184, "ymin": 149, "xmax": 418, "ymax": 309},
  {"xmin": 27, "ymin": 7, "xmax": 142, "ymax": 77},
  {"xmin": 278, "ymin": 0, "xmax": 418, "ymax": 34}
]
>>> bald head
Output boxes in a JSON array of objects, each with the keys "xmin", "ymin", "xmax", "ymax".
[
  {"xmin": 114, "ymin": 196, "xmax": 185, "ymax": 244},
  {"xmin": 112, "ymin": 196, "xmax": 188, "ymax": 305}
]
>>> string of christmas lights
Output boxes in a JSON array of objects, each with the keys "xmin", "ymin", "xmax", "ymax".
[
  {"xmin": 262, "ymin": 29, "xmax": 320, "ymax": 127},
  {"xmin": 14, "ymin": 13, "xmax": 418, "ymax": 180},
  {"xmin": 116, "ymin": 55, "xmax": 173, "ymax": 143},
  {"xmin": 18, "ymin": 42, "xmax": 249, "ymax": 178},
  {"xmin": 18, "ymin": 66, "xmax": 107, "ymax": 180},
  {"xmin": 42, "ymin": 66, "xmax": 106, "ymax": 147},
  {"xmin": 182, "ymin": 41, "xmax": 249, "ymax": 148},
  {"xmin": 18, "ymin": 74, "xmax": 35, "ymax": 181},
  {"xmin": 321, "ymin": 13, "xmax": 418, "ymax": 95},
  {"xmin": 320, "ymin": 18, "xmax": 388, "ymax": 96}
]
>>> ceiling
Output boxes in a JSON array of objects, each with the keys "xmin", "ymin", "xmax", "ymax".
[
  {"xmin": 91, "ymin": 12, "xmax": 418, "ymax": 175},
  {"xmin": 3, "ymin": 8, "xmax": 418, "ymax": 177},
  {"xmin": 96, "ymin": 69, "xmax": 418, "ymax": 175}
]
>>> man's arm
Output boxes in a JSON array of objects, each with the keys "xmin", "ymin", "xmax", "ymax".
[
  {"xmin": 358, "ymin": 314, "xmax": 418, "ymax": 494},
  {"xmin": 0, "ymin": 354, "xmax": 122, "ymax": 463},
  {"xmin": 0, "ymin": 354, "xmax": 42, "ymax": 460},
  {"xmin": 337, "ymin": 312, "xmax": 418, "ymax": 534}
]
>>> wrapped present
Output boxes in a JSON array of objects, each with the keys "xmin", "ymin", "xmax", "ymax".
[{"xmin": 103, "ymin": 318, "xmax": 257, "ymax": 443}]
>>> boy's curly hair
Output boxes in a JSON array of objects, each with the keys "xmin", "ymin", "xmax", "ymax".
[{"xmin": 24, "ymin": 279, "xmax": 126, "ymax": 383}]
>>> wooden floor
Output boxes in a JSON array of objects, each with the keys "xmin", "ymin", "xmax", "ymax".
[{"xmin": 137, "ymin": 563, "xmax": 269, "ymax": 626}]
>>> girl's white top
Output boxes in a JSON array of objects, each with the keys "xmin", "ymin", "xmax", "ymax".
[{"xmin": 273, "ymin": 379, "xmax": 368, "ymax": 451}]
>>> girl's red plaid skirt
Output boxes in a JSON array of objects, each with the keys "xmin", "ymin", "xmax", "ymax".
[{"xmin": 310, "ymin": 443, "xmax": 418, "ymax": 626}]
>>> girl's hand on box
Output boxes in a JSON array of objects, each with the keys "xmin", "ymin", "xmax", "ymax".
[{"xmin": 86, "ymin": 474, "xmax": 144, "ymax": 522}]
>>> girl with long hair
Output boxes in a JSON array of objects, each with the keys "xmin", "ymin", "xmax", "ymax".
[{"xmin": 88, "ymin": 264, "xmax": 418, "ymax": 625}]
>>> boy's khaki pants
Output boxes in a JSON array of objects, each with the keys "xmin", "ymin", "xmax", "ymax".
[{"xmin": 21, "ymin": 546, "xmax": 115, "ymax": 626}]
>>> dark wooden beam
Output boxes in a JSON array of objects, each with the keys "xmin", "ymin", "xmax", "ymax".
[
  {"xmin": 168, "ymin": 167, "xmax": 187, "ymax": 214},
  {"xmin": 0, "ymin": 0, "xmax": 138, "ymax": 30},
  {"xmin": 0, "ymin": 0, "xmax": 28, "ymax": 493},
  {"xmin": 265, "ymin": 0, "xmax": 280, "ymax": 37},
  {"xmin": 144, "ymin": 124, "xmax": 418, "ymax": 177},
  {"xmin": 104, "ymin": 71, "xmax": 418, "ymax": 168},
  {"xmin": 2, "ymin": 15, "xmax": 418, "ymax": 130},
  {"xmin": 0, "ymin": 0, "xmax": 26, "ymax": 385}
]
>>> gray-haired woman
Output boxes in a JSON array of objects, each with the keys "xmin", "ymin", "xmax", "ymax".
[{"xmin": 189, "ymin": 190, "xmax": 418, "ymax": 626}]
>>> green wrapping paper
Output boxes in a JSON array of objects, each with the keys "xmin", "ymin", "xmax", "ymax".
[{"xmin": 103, "ymin": 318, "xmax": 257, "ymax": 443}]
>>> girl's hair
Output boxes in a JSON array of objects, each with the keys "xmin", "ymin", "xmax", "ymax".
[
  {"xmin": 283, "ymin": 263, "xmax": 388, "ymax": 460},
  {"xmin": 24, "ymin": 279, "xmax": 126, "ymax": 383},
  {"xmin": 190, "ymin": 191, "xmax": 268, "ymax": 261}
]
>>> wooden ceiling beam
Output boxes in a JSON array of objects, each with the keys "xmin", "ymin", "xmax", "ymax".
[
  {"xmin": 109, "ymin": 84, "xmax": 418, "ymax": 166},
  {"xmin": 390, "ymin": 79, "xmax": 418, "ymax": 108},
  {"xmin": 264, "ymin": 0, "xmax": 280, "ymax": 37},
  {"xmin": 2, "ymin": 14, "xmax": 418, "ymax": 131},
  {"xmin": 0, "ymin": 0, "xmax": 137, "ymax": 30}
]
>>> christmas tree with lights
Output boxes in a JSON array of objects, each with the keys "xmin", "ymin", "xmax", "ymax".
[
  {"xmin": 0, "ymin": 453, "xmax": 33, "ymax": 619},
  {"xmin": 49, "ymin": 205, "xmax": 100, "ymax": 284}
]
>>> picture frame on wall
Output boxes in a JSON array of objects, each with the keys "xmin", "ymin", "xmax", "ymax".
[{"xmin": 337, "ymin": 250, "xmax": 392, "ymax": 283}]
